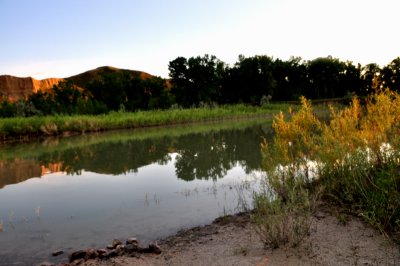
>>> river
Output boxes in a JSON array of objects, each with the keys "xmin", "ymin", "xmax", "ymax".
[{"xmin": 0, "ymin": 119, "xmax": 272, "ymax": 265}]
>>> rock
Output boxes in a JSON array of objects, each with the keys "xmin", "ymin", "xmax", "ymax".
[
  {"xmin": 84, "ymin": 248, "xmax": 99, "ymax": 260},
  {"xmin": 115, "ymin": 244, "xmax": 125, "ymax": 255},
  {"xmin": 38, "ymin": 262, "xmax": 54, "ymax": 266},
  {"xmin": 97, "ymin": 248, "xmax": 108, "ymax": 255},
  {"xmin": 124, "ymin": 243, "xmax": 139, "ymax": 253},
  {"xmin": 136, "ymin": 245, "xmax": 148, "ymax": 253},
  {"xmin": 106, "ymin": 249, "xmax": 119, "ymax": 258},
  {"xmin": 52, "ymin": 250, "xmax": 64, "ymax": 256},
  {"xmin": 314, "ymin": 211, "xmax": 326, "ymax": 220},
  {"xmin": 68, "ymin": 250, "xmax": 87, "ymax": 263},
  {"xmin": 128, "ymin": 251, "xmax": 141, "ymax": 258},
  {"xmin": 112, "ymin": 239, "xmax": 123, "ymax": 248},
  {"xmin": 71, "ymin": 258, "xmax": 84, "ymax": 265},
  {"xmin": 126, "ymin": 237, "xmax": 139, "ymax": 245},
  {"xmin": 106, "ymin": 244, "xmax": 114, "ymax": 250},
  {"xmin": 0, "ymin": 75, "xmax": 63, "ymax": 101},
  {"xmin": 97, "ymin": 249, "xmax": 108, "ymax": 259},
  {"xmin": 139, "ymin": 243, "xmax": 162, "ymax": 254},
  {"xmin": 148, "ymin": 243, "xmax": 162, "ymax": 254}
]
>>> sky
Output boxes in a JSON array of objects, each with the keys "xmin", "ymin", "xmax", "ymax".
[{"xmin": 0, "ymin": 0, "xmax": 399, "ymax": 79}]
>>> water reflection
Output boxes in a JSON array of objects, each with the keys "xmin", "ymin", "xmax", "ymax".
[
  {"xmin": 0, "ymin": 121, "xmax": 271, "ymax": 186},
  {"xmin": 0, "ymin": 120, "xmax": 272, "ymax": 265},
  {"xmin": 175, "ymin": 128, "xmax": 263, "ymax": 181}
]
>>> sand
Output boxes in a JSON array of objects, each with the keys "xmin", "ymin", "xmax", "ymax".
[{"xmin": 80, "ymin": 203, "xmax": 399, "ymax": 266}]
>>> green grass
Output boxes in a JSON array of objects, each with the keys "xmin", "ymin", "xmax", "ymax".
[
  {"xmin": 0, "ymin": 104, "xmax": 291, "ymax": 142},
  {"xmin": 0, "ymin": 116, "xmax": 273, "ymax": 161}
]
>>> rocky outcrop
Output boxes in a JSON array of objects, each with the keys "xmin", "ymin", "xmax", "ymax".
[
  {"xmin": 0, "ymin": 75, "xmax": 63, "ymax": 101},
  {"xmin": 0, "ymin": 66, "xmax": 157, "ymax": 102}
]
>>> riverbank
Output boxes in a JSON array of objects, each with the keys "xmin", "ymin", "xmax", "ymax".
[
  {"xmin": 0, "ymin": 104, "xmax": 290, "ymax": 142},
  {"xmin": 70, "ymin": 202, "xmax": 399, "ymax": 266}
]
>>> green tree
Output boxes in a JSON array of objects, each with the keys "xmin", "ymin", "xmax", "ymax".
[
  {"xmin": 124, "ymin": 76, "xmax": 148, "ymax": 111},
  {"xmin": 341, "ymin": 61, "xmax": 363, "ymax": 96},
  {"xmin": 169, "ymin": 55, "xmax": 226, "ymax": 107},
  {"xmin": 272, "ymin": 57, "xmax": 307, "ymax": 101},
  {"xmin": 168, "ymin": 57, "xmax": 191, "ymax": 106},
  {"xmin": 306, "ymin": 56, "xmax": 346, "ymax": 99},
  {"xmin": 86, "ymin": 72, "xmax": 128, "ymax": 111},
  {"xmin": 0, "ymin": 99, "xmax": 17, "ymax": 117},
  {"xmin": 52, "ymin": 80, "xmax": 83, "ymax": 114},
  {"xmin": 145, "ymin": 76, "xmax": 175, "ymax": 109},
  {"xmin": 381, "ymin": 57, "xmax": 400, "ymax": 92},
  {"xmin": 361, "ymin": 63, "xmax": 381, "ymax": 93},
  {"xmin": 223, "ymin": 55, "xmax": 276, "ymax": 104}
]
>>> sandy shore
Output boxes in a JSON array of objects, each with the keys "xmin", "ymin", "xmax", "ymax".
[{"xmin": 79, "ymin": 203, "xmax": 399, "ymax": 266}]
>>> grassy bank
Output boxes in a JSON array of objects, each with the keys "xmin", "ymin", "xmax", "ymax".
[
  {"xmin": 0, "ymin": 116, "xmax": 273, "ymax": 161},
  {"xmin": 253, "ymin": 89, "xmax": 400, "ymax": 247},
  {"xmin": 0, "ymin": 103, "xmax": 290, "ymax": 142}
]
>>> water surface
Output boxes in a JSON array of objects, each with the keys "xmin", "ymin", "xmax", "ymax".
[{"xmin": 0, "ymin": 120, "xmax": 271, "ymax": 265}]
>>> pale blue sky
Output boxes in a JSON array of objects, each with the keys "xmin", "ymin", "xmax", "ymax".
[{"xmin": 0, "ymin": 0, "xmax": 399, "ymax": 79}]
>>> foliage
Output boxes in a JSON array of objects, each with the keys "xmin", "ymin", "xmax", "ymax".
[
  {"xmin": 168, "ymin": 54, "xmax": 396, "ymax": 105},
  {"xmin": 257, "ymin": 89, "xmax": 400, "ymax": 246},
  {"xmin": 168, "ymin": 54, "xmax": 226, "ymax": 107},
  {"xmin": 270, "ymin": 96, "xmax": 322, "ymax": 165},
  {"xmin": 222, "ymin": 55, "xmax": 276, "ymax": 104},
  {"xmin": 381, "ymin": 57, "xmax": 400, "ymax": 92},
  {"xmin": 319, "ymin": 90, "xmax": 400, "ymax": 237}
]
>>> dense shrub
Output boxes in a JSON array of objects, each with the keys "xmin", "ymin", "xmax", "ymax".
[{"xmin": 254, "ymin": 89, "xmax": 400, "ymax": 247}]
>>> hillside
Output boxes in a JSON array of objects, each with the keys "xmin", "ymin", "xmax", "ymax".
[
  {"xmin": 0, "ymin": 75, "xmax": 63, "ymax": 101},
  {"xmin": 0, "ymin": 66, "xmax": 154, "ymax": 102},
  {"xmin": 66, "ymin": 66, "xmax": 153, "ymax": 89}
]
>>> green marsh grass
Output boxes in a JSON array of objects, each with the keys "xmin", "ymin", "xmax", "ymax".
[
  {"xmin": 0, "ymin": 116, "xmax": 274, "ymax": 161},
  {"xmin": 0, "ymin": 103, "xmax": 290, "ymax": 142}
]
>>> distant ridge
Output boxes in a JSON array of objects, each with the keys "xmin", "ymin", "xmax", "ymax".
[
  {"xmin": 0, "ymin": 66, "xmax": 154, "ymax": 101},
  {"xmin": 66, "ymin": 66, "xmax": 153, "ymax": 89}
]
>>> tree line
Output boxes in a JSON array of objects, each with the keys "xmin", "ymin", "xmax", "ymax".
[
  {"xmin": 1, "ymin": 55, "xmax": 399, "ymax": 117},
  {"xmin": 169, "ymin": 55, "xmax": 400, "ymax": 106}
]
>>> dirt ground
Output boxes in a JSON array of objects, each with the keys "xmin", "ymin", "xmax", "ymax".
[{"xmin": 81, "ymin": 204, "xmax": 399, "ymax": 266}]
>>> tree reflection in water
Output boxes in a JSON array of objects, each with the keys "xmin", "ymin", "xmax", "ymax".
[{"xmin": 0, "ymin": 122, "xmax": 273, "ymax": 187}]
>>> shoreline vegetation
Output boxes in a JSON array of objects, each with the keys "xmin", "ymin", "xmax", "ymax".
[
  {"xmin": 0, "ymin": 116, "xmax": 273, "ymax": 161},
  {"xmin": 256, "ymin": 89, "xmax": 400, "ymax": 247},
  {"xmin": 0, "ymin": 103, "xmax": 291, "ymax": 142}
]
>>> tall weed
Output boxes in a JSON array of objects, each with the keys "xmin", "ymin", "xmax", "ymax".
[
  {"xmin": 253, "ymin": 97, "xmax": 322, "ymax": 248},
  {"xmin": 255, "ymin": 89, "xmax": 400, "ymax": 245}
]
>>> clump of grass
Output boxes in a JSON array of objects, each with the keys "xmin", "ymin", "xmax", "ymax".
[
  {"xmin": 233, "ymin": 245, "xmax": 248, "ymax": 256},
  {"xmin": 254, "ymin": 89, "xmax": 400, "ymax": 246},
  {"xmin": 252, "ymin": 175, "xmax": 315, "ymax": 248}
]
